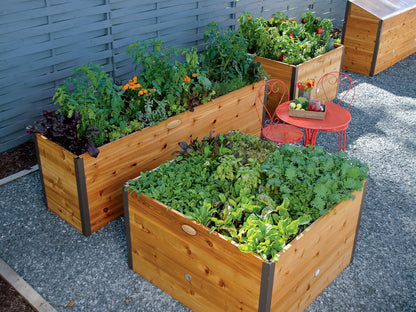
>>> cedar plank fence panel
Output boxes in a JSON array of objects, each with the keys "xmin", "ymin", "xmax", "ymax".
[{"xmin": 0, "ymin": 0, "xmax": 346, "ymax": 152}]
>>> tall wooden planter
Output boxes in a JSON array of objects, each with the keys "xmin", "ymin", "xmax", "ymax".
[
  {"xmin": 34, "ymin": 82, "xmax": 263, "ymax": 236},
  {"xmin": 342, "ymin": 0, "xmax": 416, "ymax": 76},
  {"xmin": 124, "ymin": 182, "xmax": 367, "ymax": 312},
  {"xmin": 255, "ymin": 44, "xmax": 344, "ymax": 113}
]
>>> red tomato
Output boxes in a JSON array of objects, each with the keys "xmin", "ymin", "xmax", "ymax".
[
  {"xmin": 316, "ymin": 27, "xmax": 323, "ymax": 34},
  {"xmin": 279, "ymin": 53, "xmax": 284, "ymax": 61}
]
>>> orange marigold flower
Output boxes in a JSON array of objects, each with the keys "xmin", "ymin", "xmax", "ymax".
[
  {"xmin": 143, "ymin": 89, "xmax": 148, "ymax": 94},
  {"xmin": 122, "ymin": 85, "xmax": 128, "ymax": 91},
  {"xmin": 183, "ymin": 76, "xmax": 191, "ymax": 82},
  {"xmin": 192, "ymin": 73, "xmax": 197, "ymax": 78},
  {"xmin": 139, "ymin": 90, "xmax": 144, "ymax": 95}
]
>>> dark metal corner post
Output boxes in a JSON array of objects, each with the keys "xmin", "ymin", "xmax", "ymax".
[
  {"xmin": 258, "ymin": 261, "xmax": 276, "ymax": 312},
  {"xmin": 33, "ymin": 135, "xmax": 48, "ymax": 207},
  {"xmin": 123, "ymin": 186, "xmax": 133, "ymax": 270},
  {"xmin": 74, "ymin": 157, "xmax": 91, "ymax": 236},
  {"xmin": 370, "ymin": 20, "xmax": 384, "ymax": 77},
  {"xmin": 341, "ymin": 1, "xmax": 351, "ymax": 46}
]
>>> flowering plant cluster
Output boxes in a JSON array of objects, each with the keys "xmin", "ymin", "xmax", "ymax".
[
  {"xmin": 238, "ymin": 11, "xmax": 338, "ymax": 65},
  {"xmin": 121, "ymin": 76, "xmax": 154, "ymax": 101},
  {"xmin": 30, "ymin": 24, "xmax": 263, "ymax": 157},
  {"xmin": 296, "ymin": 79, "xmax": 315, "ymax": 92},
  {"xmin": 127, "ymin": 22, "xmax": 263, "ymax": 118}
]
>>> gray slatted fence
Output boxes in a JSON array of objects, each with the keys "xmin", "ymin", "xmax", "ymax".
[{"xmin": 0, "ymin": 0, "xmax": 347, "ymax": 152}]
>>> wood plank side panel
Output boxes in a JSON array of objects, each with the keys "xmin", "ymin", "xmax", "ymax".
[
  {"xmin": 256, "ymin": 45, "xmax": 343, "ymax": 112},
  {"xmin": 255, "ymin": 56, "xmax": 294, "ymax": 113},
  {"xmin": 127, "ymin": 193, "xmax": 264, "ymax": 312},
  {"xmin": 83, "ymin": 82, "xmax": 262, "ymax": 233},
  {"xmin": 373, "ymin": 9, "xmax": 416, "ymax": 75},
  {"xmin": 270, "ymin": 186, "xmax": 366, "ymax": 312},
  {"xmin": 297, "ymin": 45, "xmax": 344, "ymax": 102},
  {"xmin": 342, "ymin": 3, "xmax": 379, "ymax": 75},
  {"xmin": 34, "ymin": 133, "xmax": 82, "ymax": 232}
]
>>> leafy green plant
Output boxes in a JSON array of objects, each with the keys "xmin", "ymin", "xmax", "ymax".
[
  {"xmin": 238, "ymin": 11, "xmax": 337, "ymax": 65},
  {"xmin": 127, "ymin": 131, "xmax": 368, "ymax": 262},
  {"xmin": 200, "ymin": 23, "xmax": 264, "ymax": 96},
  {"xmin": 53, "ymin": 64, "xmax": 126, "ymax": 147},
  {"xmin": 127, "ymin": 40, "xmax": 215, "ymax": 116},
  {"xmin": 30, "ymin": 23, "xmax": 264, "ymax": 156}
]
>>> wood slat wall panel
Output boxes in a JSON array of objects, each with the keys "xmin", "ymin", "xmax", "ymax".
[{"xmin": 0, "ymin": 0, "xmax": 346, "ymax": 152}]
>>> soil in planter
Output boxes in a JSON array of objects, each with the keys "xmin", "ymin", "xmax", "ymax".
[
  {"xmin": 0, "ymin": 141, "xmax": 37, "ymax": 180},
  {"xmin": 0, "ymin": 275, "xmax": 36, "ymax": 312}
]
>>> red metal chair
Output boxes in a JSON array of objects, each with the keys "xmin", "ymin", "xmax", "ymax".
[
  {"xmin": 314, "ymin": 71, "xmax": 355, "ymax": 151},
  {"xmin": 255, "ymin": 79, "xmax": 303, "ymax": 144}
]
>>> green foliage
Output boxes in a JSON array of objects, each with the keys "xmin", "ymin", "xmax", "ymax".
[
  {"xmin": 53, "ymin": 64, "xmax": 127, "ymax": 147},
  {"xmin": 127, "ymin": 40, "xmax": 215, "ymax": 116},
  {"xmin": 127, "ymin": 23, "xmax": 265, "ymax": 113},
  {"xmin": 294, "ymin": 97, "xmax": 309, "ymax": 110},
  {"xmin": 126, "ymin": 131, "xmax": 368, "ymax": 262},
  {"xmin": 238, "ymin": 11, "xmax": 337, "ymax": 65},
  {"xmin": 37, "ymin": 23, "xmax": 266, "ymax": 156},
  {"xmin": 200, "ymin": 23, "xmax": 265, "ymax": 96}
]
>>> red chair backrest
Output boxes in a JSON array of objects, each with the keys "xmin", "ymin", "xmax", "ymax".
[
  {"xmin": 255, "ymin": 79, "xmax": 290, "ymax": 129},
  {"xmin": 314, "ymin": 71, "xmax": 355, "ymax": 110}
]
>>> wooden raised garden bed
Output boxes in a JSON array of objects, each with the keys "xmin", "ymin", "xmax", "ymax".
[
  {"xmin": 34, "ymin": 82, "xmax": 263, "ymax": 236},
  {"xmin": 124, "ymin": 181, "xmax": 367, "ymax": 312},
  {"xmin": 342, "ymin": 0, "xmax": 416, "ymax": 76},
  {"xmin": 255, "ymin": 44, "xmax": 344, "ymax": 113}
]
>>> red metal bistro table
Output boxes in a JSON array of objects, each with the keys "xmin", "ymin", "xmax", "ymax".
[{"xmin": 275, "ymin": 101, "xmax": 351, "ymax": 150}]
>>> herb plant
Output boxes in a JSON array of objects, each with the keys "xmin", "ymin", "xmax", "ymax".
[
  {"xmin": 238, "ymin": 11, "xmax": 337, "ymax": 65},
  {"xmin": 126, "ymin": 131, "xmax": 368, "ymax": 262}
]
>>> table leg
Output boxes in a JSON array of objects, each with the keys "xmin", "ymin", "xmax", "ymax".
[
  {"xmin": 303, "ymin": 129, "xmax": 319, "ymax": 147},
  {"xmin": 338, "ymin": 130, "xmax": 347, "ymax": 152}
]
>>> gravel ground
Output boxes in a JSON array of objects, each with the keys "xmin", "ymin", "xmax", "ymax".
[{"xmin": 1, "ymin": 53, "xmax": 415, "ymax": 312}]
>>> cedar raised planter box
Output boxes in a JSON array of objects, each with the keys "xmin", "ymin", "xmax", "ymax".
[
  {"xmin": 342, "ymin": 0, "xmax": 416, "ymax": 76},
  {"xmin": 34, "ymin": 82, "xmax": 263, "ymax": 236},
  {"xmin": 124, "ymin": 182, "xmax": 367, "ymax": 312},
  {"xmin": 255, "ymin": 44, "xmax": 344, "ymax": 113}
]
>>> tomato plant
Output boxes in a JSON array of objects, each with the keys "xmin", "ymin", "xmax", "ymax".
[{"xmin": 238, "ymin": 11, "xmax": 337, "ymax": 65}]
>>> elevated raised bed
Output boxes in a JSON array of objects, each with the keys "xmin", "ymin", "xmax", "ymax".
[
  {"xmin": 124, "ymin": 182, "xmax": 367, "ymax": 312},
  {"xmin": 342, "ymin": 0, "xmax": 416, "ymax": 76},
  {"xmin": 255, "ymin": 44, "xmax": 344, "ymax": 113},
  {"xmin": 35, "ymin": 82, "xmax": 263, "ymax": 235}
]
